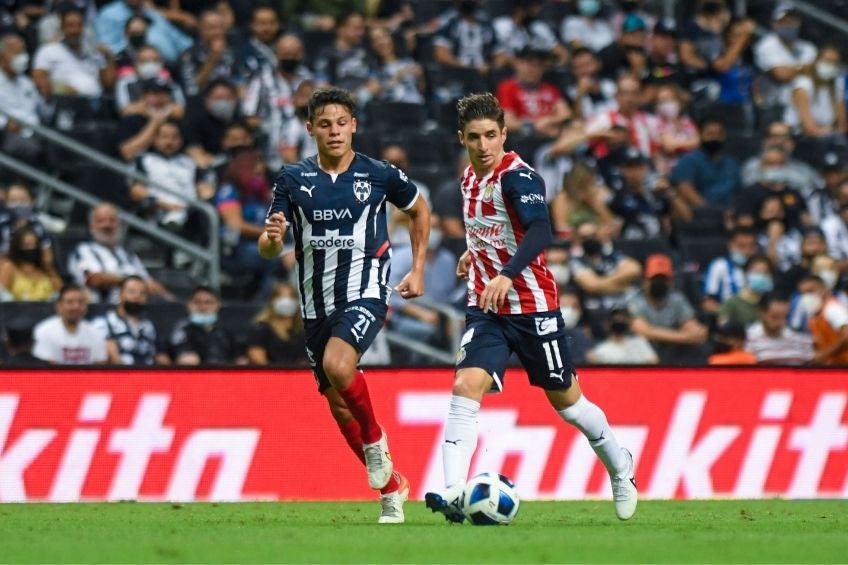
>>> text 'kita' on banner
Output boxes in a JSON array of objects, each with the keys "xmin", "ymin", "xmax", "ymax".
[{"xmin": 0, "ymin": 367, "xmax": 846, "ymax": 502}]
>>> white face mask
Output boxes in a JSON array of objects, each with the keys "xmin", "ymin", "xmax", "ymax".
[
  {"xmin": 561, "ymin": 306, "xmax": 579, "ymax": 329},
  {"xmin": 11, "ymin": 52, "xmax": 29, "ymax": 74},
  {"xmin": 799, "ymin": 292, "xmax": 823, "ymax": 315},
  {"xmin": 273, "ymin": 296, "xmax": 299, "ymax": 316},
  {"xmin": 818, "ymin": 269, "xmax": 839, "ymax": 290},
  {"xmin": 816, "ymin": 61, "xmax": 839, "ymax": 81},
  {"xmin": 656, "ymin": 100, "xmax": 680, "ymax": 119},
  {"xmin": 137, "ymin": 61, "xmax": 163, "ymax": 80},
  {"xmin": 549, "ymin": 264, "xmax": 571, "ymax": 286}
]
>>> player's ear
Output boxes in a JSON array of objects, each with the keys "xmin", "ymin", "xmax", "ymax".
[
  {"xmin": 305, "ymin": 120, "xmax": 314, "ymax": 137},
  {"xmin": 457, "ymin": 129, "xmax": 465, "ymax": 146},
  {"xmin": 351, "ymin": 116, "xmax": 357, "ymax": 134},
  {"xmin": 501, "ymin": 126, "xmax": 508, "ymax": 142}
]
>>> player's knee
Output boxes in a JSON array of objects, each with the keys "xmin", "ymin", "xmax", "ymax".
[
  {"xmin": 452, "ymin": 371, "xmax": 489, "ymax": 401},
  {"xmin": 323, "ymin": 356, "xmax": 355, "ymax": 384}
]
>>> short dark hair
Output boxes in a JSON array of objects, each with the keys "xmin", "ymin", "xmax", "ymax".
[
  {"xmin": 456, "ymin": 92, "xmax": 505, "ymax": 133},
  {"xmin": 571, "ymin": 46, "xmax": 596, "ymax": 60},
  {"xmin": 307, "ymin": 87, "xmax": 356, "ymax": 122},
  {"xmin": 759, "ymin": 291, "xmax": 789, "ymax": 311},
  {"xmin": 57, "ymin": 2, "xmax": 85, "ymax": 21},
  {"xmin": 744, "ymin": 253, "xmax": 773, "ymax": 273},
  {"xmin": 730, "ymin": 226, "xmax": 757, "ymax": 240},
  {"xmin": 190, "ymin": 285, "xmax": 218, "ymax": 299},
  {"xmin": 58, "ymin": 283, "xmax": 85, "ymax": 300},
  {"xmin": 120, "ymin": 275, "xmax": 147, "ymax": 291},
  {"xmin": 698, "ymin": 117, "xmax": 725, "ymax": 132},
  {"xmin": 204, "ymin": 77, "xmax": 237, "ymax": 99}
]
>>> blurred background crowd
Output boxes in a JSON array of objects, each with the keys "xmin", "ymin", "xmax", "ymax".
[{"xmin": 2, "ymin": 0, "xmax": 848, "ymax": 368}]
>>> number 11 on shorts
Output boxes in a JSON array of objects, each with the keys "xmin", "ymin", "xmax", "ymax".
[{"xmin": 542, "ymin": 340, "xmax": 563, "ymax": 370}]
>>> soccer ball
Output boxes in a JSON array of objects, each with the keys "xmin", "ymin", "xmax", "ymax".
[{"xmin": 460, "ymin": 472, "xmax": 520, "ymax": 525}]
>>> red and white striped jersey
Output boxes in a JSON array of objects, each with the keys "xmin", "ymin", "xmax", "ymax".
[{"xmin": 462, "ymin": 151, "xmax": 559, "ymax": 315}]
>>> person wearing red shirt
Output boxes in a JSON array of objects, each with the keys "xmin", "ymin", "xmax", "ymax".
[{"xmin": 495, "ymin": 47, "xmax": 571, "ymax": 139}]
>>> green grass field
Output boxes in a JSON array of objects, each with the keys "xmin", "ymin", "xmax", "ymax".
[{"xmin": 1, "ymin": 500, "xmax": 846, "ymax": 564}]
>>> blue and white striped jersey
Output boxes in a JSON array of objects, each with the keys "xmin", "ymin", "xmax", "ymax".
[{"xmin": 267, "ymin": 153, "xmax": 419, "ymax": 319}]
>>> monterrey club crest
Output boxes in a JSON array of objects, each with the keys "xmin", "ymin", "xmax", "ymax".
[{"xmin": 353, "ymin": 179, "xmax": 371, "ymax": 203}]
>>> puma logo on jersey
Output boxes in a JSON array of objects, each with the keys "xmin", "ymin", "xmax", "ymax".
[
  {"xmin": 519, "ymin": 171, "xmax": 533, "ymax": 180},
  {"xmin": 300, "ymin": 185, "xmax": 315, "ymax": 197}
]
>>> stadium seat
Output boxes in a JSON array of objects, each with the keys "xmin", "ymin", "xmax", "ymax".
[
  {"xmin": 366, "ymin": 101, "xmax": 427, "ymax": 130},
  {"xmin": 692, "ymin": 102, "xmax": 753, "ymax": 132},
  {"xmin": 674, "ymin": 205, "xmax": 727, "ymax": 237},
  {"xmin": 678, "ymin": 235, "xmax": 729, "ymax": 271}
]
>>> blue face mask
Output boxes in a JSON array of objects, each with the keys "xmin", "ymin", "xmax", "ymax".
[
  {"xmin": 190, "ymin": 312, "xmax": 218, "ymax": 326},
  {"xmin": 747, "ymin": 272, "xmax": 773, "ymax": 293},
  {"xmin": 578, "ymin": 0, "xmax": 601, "ymax": 16},
  {"xmin": 730, "ymin": 251, "xmax": 748, "ymax": 266}
]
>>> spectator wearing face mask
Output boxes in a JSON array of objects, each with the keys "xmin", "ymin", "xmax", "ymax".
[
  {"xmin": 669, "ymin": 118, "xmax": 741, "ymax": 208},
  {"xmin": 242, "ymin": 33, "xmax": 313, "ymax": 171},
  {"xmin": 718, "ymin": 254, "xmax": 775, "ymax": 328},
  {"xmin": 169, "ymin": 285, "xmax": 244, "ymax": 365},
  {"xmin": 0, "ymin": 227, "xmax": 59, "ymax": 301},
  {"xmin": 570, "ymin": 220, "xmax": 642, "ymax": 337},
  {"xmin": 185, "ymin": 78, "xmax": 241, "ymax": 168},
  {"xmin": 654, "ymin": 83, "xmax": 699, "ymax": 174},
  {"xmin": 708, "ymin": 320, "xmax": 756, "ymax": 365},
  {"xmin": 245, "ymin": 282, "xmax": 308, "ymax": 366},
  {"xmin": 558, "ymin": 287, "xmax": 592, "ymax": 365},
  {"xmin": 740, "ymin": 121, "xmax": 823, "ymax": 202},
  {"xmin": 388, "ymin": 216, "xmax": 459, "ymax": 350},
  {"xmin": 701, "ymin": 226, "xmax": 757, "ymax": 313},
  {"xmin": 810, "ymin": 254, "xmax": 846, "ymax": 303},
  {"xmin": 784, "ymin": 44, "xmax": 846, "ymax": 139},
  {"xmin": 755, "ymin": 196, "xmax": 803, "ymax": 273},
  {"xmin": 737, "ymin": 146, "xmax": 811, "ymax": 231},
  {"xmin": 629, "ymin": 253, "xmax": 709, "ymax": 364},
  {"xmin": 753, "ymin": 3, "xmax": 817, "ymax": 105},
  {"xmin": 0, "ymin": 183, "xmax": 61, "ymax": 289},
  {"xmin": 91, "ymin": 275, "xmax": 168, "ymax": 365},
  {"xmin": 114, "ymin": 14, "xmax": 151, "ymax": 70},
  {"xmin": 114, "ymin": 45, "xmax": 186, "ymax": 115},
  {"xmin": 587, "ymin": 307, "xmax": 658, "ymax": 364},
  {"xmin": 0, "ymin": 32, "xmax": 43, "ymax": 163},
  {"xmin": 746, "ymin": 292, "xmax": 814, "ymax": 365},
  {"xmin": 561, "ymin": 0, "xmax": 615, "ymax": 53},
  {"xmin": 797, "ymin": 274, "xmax": 848, "ymax": 365},
  {"xmin": 494, "ymin": 0, "xmax": 567, "ymax": 64}
]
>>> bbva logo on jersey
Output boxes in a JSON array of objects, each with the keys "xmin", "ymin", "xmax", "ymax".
[{"xmin": 353, "ymin": 179, "xmax": 371, "ymax": 203}]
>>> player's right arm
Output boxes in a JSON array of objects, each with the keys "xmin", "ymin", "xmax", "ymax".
[
  {"xmin": 258, "ymin": 212, "xmax": 287, "ymax": 259},
  {"xmin": 258, "ymin": 171, "xmax": 293, "ymax": 259}
]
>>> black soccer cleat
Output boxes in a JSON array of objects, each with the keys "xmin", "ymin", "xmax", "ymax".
[{"xmin": 425, "ymin": 491, "xmax": 465, "ymax": 524}]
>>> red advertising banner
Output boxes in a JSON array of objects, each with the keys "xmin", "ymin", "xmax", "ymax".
[{"xmin": 0, "ymin": 367, "xmax": 847, "ymax": 502}]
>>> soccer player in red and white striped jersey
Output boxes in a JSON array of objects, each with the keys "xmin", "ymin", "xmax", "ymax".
[{"xmin": 425, "ymin": 93, "xmax": 637, "ymax": 523}]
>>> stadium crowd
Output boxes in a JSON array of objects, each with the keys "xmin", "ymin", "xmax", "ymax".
[{"xmin": 1, "ymin": 0, "xmax": 848, "ymax": 367}]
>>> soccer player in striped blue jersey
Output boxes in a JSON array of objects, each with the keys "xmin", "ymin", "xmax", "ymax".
[{"xmin": 258, "ymin": 87, "xmax": 431, "ymax": 523}]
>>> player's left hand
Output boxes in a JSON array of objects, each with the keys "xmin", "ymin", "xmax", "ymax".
[
  {"xmin": 395, "ymin": 270, "xmax": 424, "ymax": 299},
  {"xmin": 480, "ymin": 275, "xmax": 513, "ymax": 313}
]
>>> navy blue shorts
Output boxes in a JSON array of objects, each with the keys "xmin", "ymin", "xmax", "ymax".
[
  {"xmin": 303, "ymin": 298, "xmax": 388, "ymax": 392},
  {"xmin": 456, "ymin": 307, "xmax": 576, "ymax": 392}
]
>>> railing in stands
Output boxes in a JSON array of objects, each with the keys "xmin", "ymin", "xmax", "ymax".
[
  {"xmin": 788, "ymin": 0, "xmax": 848, "ymax": 36},
  {"xmin": 0, "ymin": 106, "xmax": 221, "ymax": 290}
]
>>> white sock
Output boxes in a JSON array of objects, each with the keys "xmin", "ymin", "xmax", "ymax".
[
  {"xmin": 559, "ymin": 395, "xmax": 625, "ymax": 476},
  {"xmin": 442, "ymin": 395, "xmax": 480, "ymax": 489}
]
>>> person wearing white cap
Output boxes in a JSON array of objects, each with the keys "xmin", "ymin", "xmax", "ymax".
[{"xmin": 753, "ymin": 2, "xmax": 817, "ymax": 104}]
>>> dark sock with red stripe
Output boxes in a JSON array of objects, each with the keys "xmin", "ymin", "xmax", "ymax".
[
  {"xmin": 337, "ymin": 419, "xmax": 402, "ymax": 494},
  {"xmin": 337, "ymin": 370, "xmax": 382, "ymax": 444}
]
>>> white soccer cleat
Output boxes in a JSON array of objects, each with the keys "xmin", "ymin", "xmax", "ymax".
[
  {"xmin": 363, "ymin": 428, "xmax": 393, "ymax": 489},
  {"xmin": 378, "ymin": 474, "xmax": 409, "ymax": 524},
  {"xmin": 611, "ymin": 448, "xmax": 638, "ymax": 520}
]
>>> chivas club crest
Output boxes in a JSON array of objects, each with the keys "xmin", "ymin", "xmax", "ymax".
[
  {"xmin": 482, "ymin": 181, "xmax": 496, "ymax": 201},
  {"xmin": 353, "ymin": 179, "xmax": 372, "ymax": 202}
]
